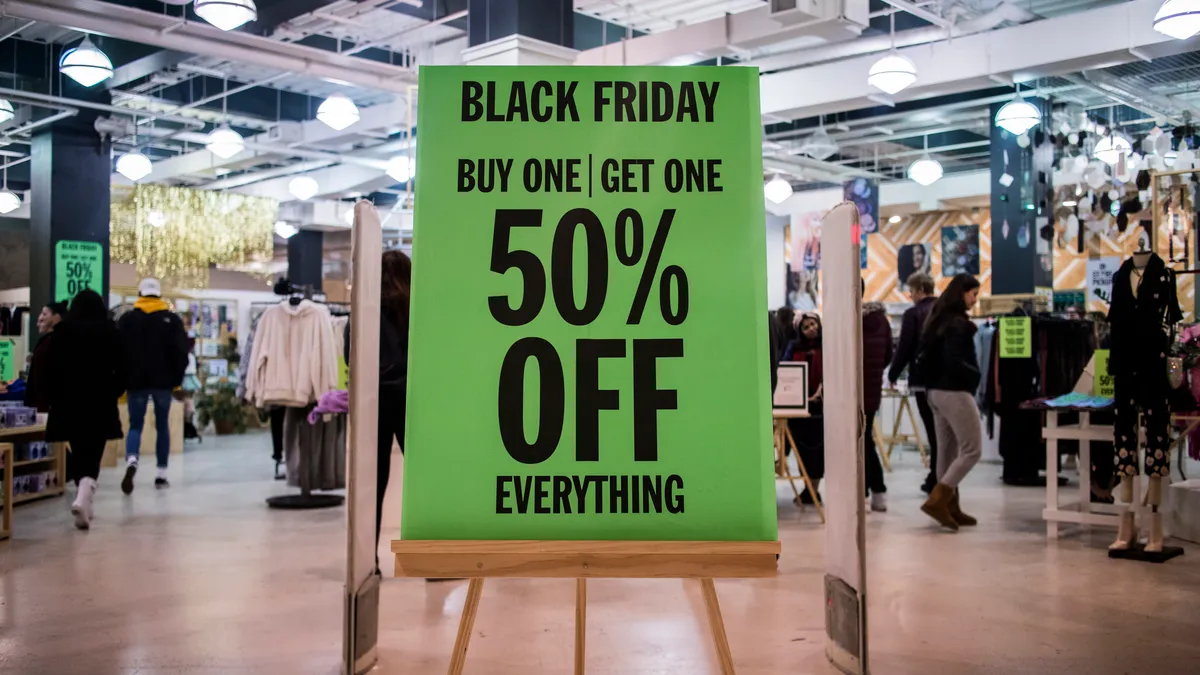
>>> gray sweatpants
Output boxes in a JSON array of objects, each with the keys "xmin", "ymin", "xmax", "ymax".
[{"xmin": 926, "ymin": 389, "xmax": 982, "ymax": 488}]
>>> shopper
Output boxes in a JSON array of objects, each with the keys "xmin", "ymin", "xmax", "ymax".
[
  {"xmin": 888, "ymin": 272, "xmax": 940, "ymax": 493},
  {"xmin": 914, "ymin": 273, "xmax": 982, "ymax": 531},
  {"xmin": 24, "ymin": 301, "xmax": 67, "ymax": 413},
  {"xmin": 783, "ymin": 313, "xmax": 824, "ymax": 504},
  {"xmin": 862, "ymin": 290, "xmax": 893, "ymax": 512},
  {"xmin": 117, "ymin": 277, "xmax": 189, "ymax": 493},
  {"xmin": 372, "ymin": 251, "xmax": 411, "ymax": 548},
  {"xmin": 45, "ymin": 290, "xmax": 127, "ymax": 530}
]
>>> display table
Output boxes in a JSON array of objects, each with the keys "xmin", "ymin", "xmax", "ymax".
[
  {"xmin": 101, "ymin": 399, "xmax": 185, "ymax": 468},
  {"xmin": 0, "ymin": 424, "xmax": 69, "ymax": 540},
  {"xmin": 1041, "ymin": 410, "xmax": 1129, "ymax": 538},
  {"xmin": 771, "ymin": 409, "xmax": 824, "ymax": 523}
]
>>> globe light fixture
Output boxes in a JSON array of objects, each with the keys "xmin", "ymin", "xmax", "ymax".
[
  {"xmin": 289, "ymin": 176, "xmax": 320, "ymax": 201},
  {"xmin": 764, "ymin": 175, "xmax": 793, "ymax": 204},
  {"xmin": 115, "ymin": 151, "xmax": 153, "ymax": 182},
  {"xmin": 195, "ymin": 0, "xmax": 258, "ymax": 32},
  {"xmin": 867, "ymin": 53, "xmax": 918, "ymax": 95},
  {"xmin": 908, "ymin": 154, "xmax": 943, "ymax": 186},
  {"xmin": 1094, "ymin": 134, "xmax": 1132, "ymax": 166},
  {"xmin": 0, "ymin": 99, "xmax": 13, "ymax": 125},
  {"xmin": 0, "ymin": 189, "xmax": 20, "ymax": 214},
  {"xmin": 59, "ymin": 36, "xmax": 113, "ymax": 88},
  {"xmin": 206, "ymin": 124, "xmax": 244, "ymax": 159},
  {"xmin": 799, "ymin": 124, "xmax": 839, "ymax": 160},
  {"xmin": 316, "ymin": 94, "xmax": 360, "ymax": 131},
  {"xmin": 148, "ymin": 210, "xmax": 167, "ymax": 228},
  {"xmin": 1154, "ymin": 0, "xmax": 1200, "ymax": 39},
  {"xmin": 995, "ymin": 95, "xmax": 1040, "ymax": 135},
  {"xmin": 386, "ymin": 155, "xmax": 413, "ymax": 183},
  {"xmin": 274, "ymin": 221, "xmax": 299, "ymax": 239}
]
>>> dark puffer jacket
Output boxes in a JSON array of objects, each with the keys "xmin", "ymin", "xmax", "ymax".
[{"xmin": 861, "ymin": 302, "xmax": 894, "ymax": 413}]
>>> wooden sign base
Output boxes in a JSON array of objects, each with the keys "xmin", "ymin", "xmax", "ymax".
[{"xmin": 392, "ymin": 540, "xmax": 780, "ymax": 675}]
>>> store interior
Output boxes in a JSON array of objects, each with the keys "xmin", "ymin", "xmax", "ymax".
[{"xmin": 3, "ymin": 1, "xmax": 1200, "ymax": 674}]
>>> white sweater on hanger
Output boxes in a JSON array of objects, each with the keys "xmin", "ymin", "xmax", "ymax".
[{"xmin": 247, "ymin": 299, "xmax": 339, "ymax": 408}]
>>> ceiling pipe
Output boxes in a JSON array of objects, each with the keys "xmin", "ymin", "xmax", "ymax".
[
  {"xmin": 0, "ymin": 87, "xmax": 208, "ymax": 130},
  {"xmin": 880, "ymin": 0, "xmax": 952, "ymax": 29},
  {"xmin": 200, "ymin": 160, "xmax": 337, "ymax": 190}
]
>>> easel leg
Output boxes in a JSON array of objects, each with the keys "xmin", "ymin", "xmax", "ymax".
[
  {"xmin": 699, "ymin": 578, "xmax": 736, "ymax": 675},
  {"xmin": 447, "ymin": 578, "xmax": 485, "ymax": 675},
  {"xmin": 904, "ymin": 397, "xmax": 929, "ymax": 468},
  {"xmin": 887, "ymin": 398, "xmax": 905, "ymax": 464},
  {"xmin": 775, "ymin": 421, "xmax": 802, "ymax": 503},
  {"xmin": 783, "ymin": 424, "xmax": 825, "ymax": 523},
  {"xmin": 575, "ymin": 578, "xmax": 586, "ymax": 675}
]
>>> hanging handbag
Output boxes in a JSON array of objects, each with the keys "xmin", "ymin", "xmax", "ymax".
[{"xmin": 1164, "ymin": 268, "xmax": 1185, "ymax": 388}]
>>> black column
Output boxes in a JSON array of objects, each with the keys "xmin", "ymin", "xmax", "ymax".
[
  {"xmin": 468, "ymin": 0, "xmax": 573, "ymax": 47},
  {"xmin": 29, "ymin": 89, "xmax": 112, "ymax": 333},
  {"xmin": 287, "ymin": 230, "xmax": 324, "ymax": 291},
  {"xmin": 990, "ymin": 98, "xmax": 1054, "ymax": 295}
]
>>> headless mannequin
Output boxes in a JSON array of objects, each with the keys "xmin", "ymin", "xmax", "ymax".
[{"xmin": 1110, "ymin": 249, "xmax": 1167, "ymax": 553}]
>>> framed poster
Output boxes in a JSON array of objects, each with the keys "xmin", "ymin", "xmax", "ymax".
[
  {"xmin": 897, "ymin": 243, "xmax": 931, "ymax": 291},
  {"xmin": 773, "ymin": 361, "xmax": 809, "ymax": 412},
  {"xmin": 941, "ymin": 225, "xmax": 980, "ymax": 276}
]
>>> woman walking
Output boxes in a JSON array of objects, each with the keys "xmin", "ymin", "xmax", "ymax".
[
  {"xmin": 45, "ymin": 290, "xmax": 127, "ymax": 530},
  {"xmin": 783, "ymin": 313, "xmax": 825, "ymax": 504},
  {"xmin": 915, "ymin": 274, "xmax": 982, "ymax": 531}
]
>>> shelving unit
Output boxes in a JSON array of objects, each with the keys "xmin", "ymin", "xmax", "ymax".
[{"xmin": 0, "ymin": 425, "xmax": 67, "ymax": 519}]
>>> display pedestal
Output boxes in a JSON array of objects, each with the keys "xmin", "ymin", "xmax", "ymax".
[
  {"xmin": 266, "ymin": 493, "xmax": 344, "ymax": 509},
  {"xmin": 1108, "ymin": 545, "xmax": 1185, "ymax": 563}
]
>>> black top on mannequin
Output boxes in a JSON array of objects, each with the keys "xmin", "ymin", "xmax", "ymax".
[{"xmin": 1107, "ymin": 252, "xmax": 1182, "ymax": 383}]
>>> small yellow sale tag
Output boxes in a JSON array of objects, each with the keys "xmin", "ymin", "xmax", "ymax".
[
  {"xmin": 337, "ymin": 355, "xmax": 349, "ymax": 390},
  {"xmin": 1094, "ymin": 349, "xmax": 1114, "ymax": 398},
  {"xmin": 999, "ymin": 316, "xmax": 1031, "ymax": 359}
]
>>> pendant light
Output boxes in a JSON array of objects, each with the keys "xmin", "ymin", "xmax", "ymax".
[
  {"xmin": 995, "ymin": 87, "xmax": 1040, "ymax": 135},
  {"xmin": 274, "ymin": 221, "xmax": 299, "ymax": 239},
  {"xmin": 59, "ymin": 36, "xmax": 113, "ymax": 88},
  {"xmin": 317, "ymin": 93, "xmax": 360, "ymax": 131},
  {"xmin": 116, "ymin": 115, "xmax": 153, "ymax": 182},
  {"xmin": 1154, "ymin": 0, "xmax": 1200, "ymax": 39},
  {"xmin": 1094, "ymin": 134, "xmax": 1132, "ymax": 166},
  {"xmin": 0, "ymin": 163, "xmax": 21, "ymax": 214},
  {"xmin": 0, "ymin": 99, "xmax": 13, "ymax": 125},
  {"xmin": 386, "ymin": 155, "xmax": 412, "ymax": 183},
  {"xmin": 764, "ymin": 175, "xmax": 793, "ymax": 204},
  {"xmin": 195, "ymin": 0, "xmax": 258, "ymax": 32},
  {"xmin": 907, "ymin": 136, "xmax": 943, "ymax": 186},
  {"xmin": 799, "ymin": 116, "xmax": 839, "ymax": 160},
  {"xmin": 289, "ymin": 176, "xmax": 319, "ymax": 201},
  {"xmin": 867, "ymin": 13, "xmax": 917, "ymax": 95},
  {"xmin": 206, "ymin": 78, "xmax": 244, "ymax": 159}
]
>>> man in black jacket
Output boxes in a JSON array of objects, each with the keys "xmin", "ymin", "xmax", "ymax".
[
  {"xmin": 118, "ymin": 278, "xmax": 189, "ymax": 493},
  {"xmin": 887, "ymin": 273, "xmax": 940, "ymax": 494}
]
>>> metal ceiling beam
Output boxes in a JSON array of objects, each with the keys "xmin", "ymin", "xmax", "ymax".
[
  {"xmin": 0, "ymin": 0, "xmax": 418, "ymax": 93},
  {"xmin": 106, "ymin": 49, "xmax": 192, "ymax": 90},
  {"xmin": 880, "ymin": 0, "xmax": 951, "ymax": 29}
]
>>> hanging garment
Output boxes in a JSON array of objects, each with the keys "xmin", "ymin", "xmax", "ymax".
[
  {"xmin": 1107, "ymin": 253, "xmax": 1182, "ymax": 478},
  {"xmin": 246, "ymin": 300, "xmax": 339, "ymax": 408},
  {"xmin": 974, "ymin": 323, "xmax": 996, "ymax": 408},
  {"xmin": 283, "ymin": 406, "xmax": 346, "ymax": 491}
]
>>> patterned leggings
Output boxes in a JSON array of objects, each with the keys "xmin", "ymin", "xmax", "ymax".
[{"xmin": 1112, "ymin": 375, "xmax": 1171, "ymax": 478}]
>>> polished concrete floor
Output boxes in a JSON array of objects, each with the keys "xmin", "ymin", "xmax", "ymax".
[{"xmin": 2, "ymin": 432, "xmax": 1199, "ymax": 675}]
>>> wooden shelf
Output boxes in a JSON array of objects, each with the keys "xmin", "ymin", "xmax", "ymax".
[
  {"xmin": 10, "ymin": 456, "xmax": 55, "ymax": 468},
  {"xmin": 13, "ymin": 486, "xmax": 64, "ymax": 504},
  {"xmin": 0, "ymin": 424, "xmax": 46, "ymax": 439}
]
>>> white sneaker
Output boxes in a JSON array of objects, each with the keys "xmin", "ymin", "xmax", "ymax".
[
  {"xmin": 870, "ymin": 492, "xmax": 888, "ymax": 513},
  {"xmin": 71, "ymin": 477, "xmax": 96, "ymax": 530}
]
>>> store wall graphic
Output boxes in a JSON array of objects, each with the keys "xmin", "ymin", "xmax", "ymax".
[
  {"xmin": 861, "ymin": 209, "xmax": 992, "ymax": 304},
  {"xmin": 896, "ymin": 243, "xmax": 931, "ymax": 292},
  {"xmin": 1086, "ymin": 257, "xmax": 1120, "ymax": 308},
  {"xmin": 843, "ymin": 178, "xmax": 878, "ymax": 234},
  {"xmin": 941, "ymin": 224, "xmax": 981, "ymax": 276}
]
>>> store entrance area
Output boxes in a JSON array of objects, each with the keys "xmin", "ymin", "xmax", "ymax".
[{"xmin": 3, "ymin": 433, "xmax": 1197, "ymax": 675}]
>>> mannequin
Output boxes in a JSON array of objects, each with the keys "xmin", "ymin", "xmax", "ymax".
[{"xmin": 1106, "ymin": 236, "xmax": 1181, "ymax": 557}]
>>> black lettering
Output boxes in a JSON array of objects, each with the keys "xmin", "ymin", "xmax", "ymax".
[
  {"xmin": 698, "ymin": 82, "xmax": 719, "ymax": 122},
  {"xmin": 630, "ymin": 474, "xmax": 639, "ymax": 512},
  {"xmin": 632, "ymin": 339, "xmax": 684, "ymax": 461},
  {"xmin": 615, "ymin": 81, "xmax": 636, "ymax": 122},
  {"xmin": 576, "ymin": 339, "xmax": 626, "ymax": 462},
  {"xmin": 523, "ymin": 158, "xmax": 541, "ymax": 192},
  {"xmin": 558, "ymin": 81, "xmax": 580, "ymax": 121},
  {"xmin": 553, "ymin": 476, "xmax": 572, "ymax": 513},
  {"xmin": 485, "ymin": 81, "xmax": 504, "ymax": 121},
  {"xmin": 507, "ymin": 81, "xmax": 528, "ymax": 122},
  {"xmin": 458, "ymin": 159, "xmax": 475, "ymax": 192},
  {"xmin": 686, "ymin": 160, "xmax": 703, "ymax": 193},
  {"xmin": 651, "ymin": 82, "xmax": 673, "ymax": 122},
  {"xmin": 638, "ymin": 80, "xmax": 649, "ymax": 122},
  {"xmin": 534, "ymin": 475, "xmax": 551, "ymax": 514},
  {"xmin": 462, "ymin": 81, "xmax": 483, "ymax": 121},
  {"xmin": 665, "ymin": 475, "xmax": 684, "ymax": 513},
  {"xmin": 496, "ymin": 158, "xmax": 513, "ymax": 192},
  {"xmin": 610, "ymin": 475, "xmax": 629, "ymax": 513},
  {"xmin": 593, "ymin": 475, "xmax": 608, "ymax": 512},
  {"xmin": 676, "ymin": 82, "xmax": 698, "ymax": 122},
  {"xmin": 552, "ymin": 209, "xmax": 608, "ymax": 326},
  {"xmin": 531, "ymin": 81, "xmax": 553, "ymax": 122},
  {"xmin": 572, "ymin": 475, "xmax": 592, "ymax": 513},
  {"xmin": 565, "ymin": 158, "xmax": 581, "ymax": 193},
  {"xmin": 496, "ymin": 476, "xmax": 513, "ymax": 514},
  {"xmin": 515, "ymin": 475, "xmax": 533, "ymax": 513},
  {"xmin": 707, "ymin": 159, "xmax": 722, "ymax": 192},
  {"xmin": 497, "ymin": 338, "xmax": 564, "ymax": 464},
  {"xmin": 601, "ymin": 158, "xmax": 620, "ymax": 193},
  {"xmin": 594, "ymin": 81, "xmax": 612, "ymax": 122},
  {"xmin": 643, "ymin": 475, "xmax": 663, "ymax": 513},
  {"xmin": 664, "ymin": 159, "xmax": 683, "ymax": 193}
]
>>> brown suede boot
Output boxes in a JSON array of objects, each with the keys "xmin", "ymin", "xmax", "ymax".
[
  {"xmin": 948, "ymin": 490, "xmax": 977, "ymax": 526},
  {"xmin": 921, "ymin": 483, "xmax": 959, "ymax": 531}
]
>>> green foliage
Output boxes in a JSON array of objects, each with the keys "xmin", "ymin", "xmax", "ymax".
[{"xmin": 195, "ymin": 378, "xmax": 248, "ymax": 434}]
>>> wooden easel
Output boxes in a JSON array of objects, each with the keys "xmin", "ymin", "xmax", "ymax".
[
  {"xmin": 771, "ymin": 409, "xmax": 825, "ymax": 523},
  {"xmin": 393, "ymin": 540, "xmax": 781, "ymax": 675},
  {"xmin": 878, "ymin": 391, "xmax": 928, "ymax": 470}
]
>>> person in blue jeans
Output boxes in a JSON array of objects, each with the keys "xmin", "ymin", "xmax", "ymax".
[{"xmin": 117, "ymin": 278, "xmax": 189, "ymax": 493}]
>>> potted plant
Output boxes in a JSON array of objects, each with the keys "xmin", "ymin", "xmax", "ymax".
[{"xmin": 195, "ymin": 378, "xmax": 248, "ymax": 435}]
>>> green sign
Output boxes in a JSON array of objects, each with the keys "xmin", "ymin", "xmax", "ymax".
[
  {"xmin": 0, "ymin": 339, "xmax": 13, "ymax": 381},
  {"xmin": 402, "ymin": 67, "xmax": 775, "ymax": 542},
  {"xmin": 55, "ymin": 240, "xmax": 104, "ymax": 303},
  {"xmin": 338, "ymin": 355, "xmax": 349, "ymax": 390},
  {"xmin": 1094, "ymin": 349, "xmax": 1114, "ymax": 398},
  {"xmin": 999, "ymin": 316, "xmax": 1031, "ymax": 359}
]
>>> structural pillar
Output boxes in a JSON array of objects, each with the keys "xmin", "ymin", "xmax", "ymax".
[
  {"xmin": 29, "ymin": 87, "xmax": 112, "ymax": 335},
  {"xmin": 287, "ymin": 230, "xmax": 324, "ymax": 291},
  {"xmin": 990, "ymin": 98, "xmax": 1054, "ymax": 295},
  {"xmin": 463, "ymin": 0, "xmax": 576, "ymax": 65}
]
